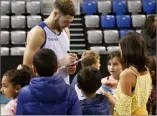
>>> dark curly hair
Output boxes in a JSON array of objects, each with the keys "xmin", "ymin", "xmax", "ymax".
[{"xmin": 3, "ymin": 69, "xmax": 31, "ymax": 87}]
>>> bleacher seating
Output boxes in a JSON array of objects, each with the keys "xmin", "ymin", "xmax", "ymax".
[
  {"xmin": 97, "ymin": 0, "xmax": 111, "ymax": 15},
  {"xmin": 1, "ymin": 31, "xmax": 10, "ymax": 45},
  {"xmin": 128, "ymin": 0, "xmax": 142, "ymax": 14},
  {"xmin": 85, "ymin": 15, "xmax": 99, "ymax": 28},
  {"xmin": 142, "ymin": 0, "xmax": 156, "ymax": 14},
  {"xmin": 0, "ymin": 0, "xmax": 43, "ymax": 56},
  {"xmin": 0, "ymin": 1, "xmax": 10, "ymax": 15},
  {"xmin": 120, "ymin": 30, "xmax": 134, "ymax": 38},
  {"xmin": 1, "ymin": 16, "xmax": 10, "ymax": 29},
  {"xmin": 101, "ymin": 15, "xmax": 115, "ymax": 28},
  {"xmin": 11, "ymin": 1, "xmax": 25, "ymax": 15},
  {"xmin": 81, "ymin": 0, "xmax": 156, "ymax": 52},
  {"xmin": 11, "ymin": 31, "xmax": 26, "ymax": 45},
  {"xmin": 27, "ymin": 15, "xmax": 42, "ymax": 28},
  {"xmin": 104, "ymin": 30, "xmax": 119, "ymax": 44},
  {"xmin": 90, "ymin": 46, "xmax": 107, "ymax": 54},
  {"xmin": 11, "ymin": 16, "xmax": 26, "ymax": 29},
  {"xmin": 131, "ymin": 14, "xmax": 146, "ymax": 27},
  {"xmin": 26, "ymin": 1, "xmax": 41, "ymax": 15},
  {"xmin": 1, "ymin": 47, "xmax": 9, "ymax": 56},
  {"xmin": 0, "ymin": 0, "xmax": 156, "ymax": 55},
  {"xmin": 107, "ymin": 46, "xmax": 120, "ymax": 53},
  {"xmin": 10, "ymin": 47, "xmax": 25, "ymax": 56},
  {"xmin": 87, "ymin": 30, "xmax": 103, "ymax": 43},
  {"xmin": 82, "ymin": 0, "xmax": 97, "ymax": 15},
  {"xmin": 113, "ymin": 0, "xmax": 127, "ymax": 14},
  {"xmin": 116, "ymin": 15, "xmax": 131, "ymax": 28}
]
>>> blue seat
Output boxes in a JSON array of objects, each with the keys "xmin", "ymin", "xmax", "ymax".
[
  {"xmin": 120, "ymin": 30, "xmax": 134, "ymax": 38},
  {"xmin": 142, "ymin": 0, "xmax": 156, "ymax": 14},
  {"xmin": 82, "ymin": 1, "xmax": 97, "ymax": 15},
  {"xmin": 117, "ymin": 15, "xmax": 131, "ymax": 28},
  {"xmin": 101, "ymin": 15, "xmax": 115, "ymax": 28},
  {"xmin": 113, "ymin": 0, "xmax": 127, "ymax": 14}
]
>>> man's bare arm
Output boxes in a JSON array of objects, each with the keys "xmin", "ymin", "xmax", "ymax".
[
  {"xmin": 64, "ymin": 27, "xmax": 77, "ymax": 74},
  {"xmin": 23, "ymin": 26, "xmax": 45, "ymax": 67}
]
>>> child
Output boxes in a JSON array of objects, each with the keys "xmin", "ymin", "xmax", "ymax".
[
  {"xmin": 77, "ymin": 66, "xmax": 111, "ymax": 115},
  {"xmin": 71, "ymin": 50, "xmax": 100, "ymax": 100},
  {"xmin": 17, "ymin": 64, "xmax": 34, "ymax": 78},
  {"xmin": 1, "ymin": 68, "xmax": 32, "ymax": 115},
  {"xmin": 147, "ymin": 56, "xmax": 156, "ymax": 115},
  {"xmin": 101, "ymin": 51, "xmax": 124, "ymax": 96},
  {"xmin": 71, "ymin": 50, "xmax": 100, "ymax": 87},
  {"xmin": 16, "ymin": 48, "xmax": 81, "ymax": 115}
]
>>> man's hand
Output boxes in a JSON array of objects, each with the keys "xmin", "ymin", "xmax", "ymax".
[
  {"xmin": 58, "ymin": 53, "xmax": 71, "ymax": 67},
  {"xmin": 58, "ymin": 53, "xmax": 78, "ymax": 74},
  {"xmin": 67, "ymin": 53, "xmax": 78, "ymax": 74}
]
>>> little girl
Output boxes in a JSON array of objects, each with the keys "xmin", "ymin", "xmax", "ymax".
[
  {"xmin": 1, "ymin": 65, "xmax": 32, "ymax": 115},
  {"xmin": 17, "ymin": 64, "xmax": 34, "ymax": 78},
  {"xmin": 100, "ymin": 51, "xmax": 124, "ymax": 96}
]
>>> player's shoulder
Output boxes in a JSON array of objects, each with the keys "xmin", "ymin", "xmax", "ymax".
[
  {"xmin": 28, "ymin": 25, "xmax": 45, "ymax": 36},
  {"xmin": 26, "ymin": 25, "xmax": 45, "ymax": 46}
]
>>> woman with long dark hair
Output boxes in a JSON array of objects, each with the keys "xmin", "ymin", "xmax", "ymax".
[{"xmin": 102, "ymin": 32, "xmax": 152, "ymax": 115}]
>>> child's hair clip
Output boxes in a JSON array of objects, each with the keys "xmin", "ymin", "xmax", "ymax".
[{"xmin": 17, "ymin": 64, "xmax": 23, "ymax": 70}]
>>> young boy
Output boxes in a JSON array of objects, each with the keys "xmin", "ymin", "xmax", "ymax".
[
  {"xmin": 77, "ymin": 66, "xmax": 111, "ymax": 115},
  {"xmin": 16, "ymin": 48, "xmax": 82, "ymax": 115},
  {"xmin": 71, "ymin": 50, "xmax": 101, "ymax": 100}
]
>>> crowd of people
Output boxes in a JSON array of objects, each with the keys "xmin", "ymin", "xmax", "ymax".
[{"xmin": 1, "ymin": 0, "xmax": 156, "ymax": 115}]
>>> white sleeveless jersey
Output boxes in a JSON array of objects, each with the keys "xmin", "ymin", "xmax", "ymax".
[{"xmin": 38, "ymin": 22, "xmax": 70, "ymax": 84}]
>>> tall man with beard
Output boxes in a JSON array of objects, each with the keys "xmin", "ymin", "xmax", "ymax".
[{"xmin": 23, "ymin": 0, "xmax": 77, "ymax": 84}]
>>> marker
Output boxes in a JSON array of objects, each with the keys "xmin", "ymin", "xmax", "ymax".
[
  {"xmin": 61, "ymin": 57, "xmax": 84, "ymax": 68},
  {"xmin": 72, "ymin": 57, "xmax": 84, "ymax": 65}
]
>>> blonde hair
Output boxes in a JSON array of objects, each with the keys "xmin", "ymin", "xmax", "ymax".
[
  {"xmin": 81, "ymin": 50, "xmax": 100, "ymax": 68},
  {"xmin": 82, "ymin": 50, "xmax": 100, "ymax": 60},
  {"xmin": 54, "ymin": 0, "xmax": 75, "ymax": 16}
]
